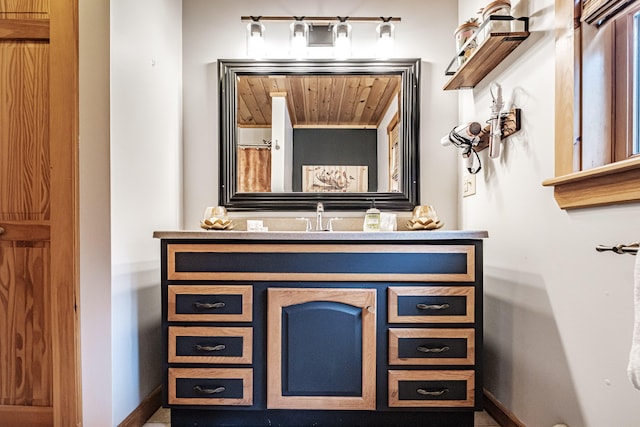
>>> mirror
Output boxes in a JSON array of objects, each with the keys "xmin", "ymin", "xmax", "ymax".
[{"xmin": 218, "ymin": 58, "xmax": 420, "ymax": 211}]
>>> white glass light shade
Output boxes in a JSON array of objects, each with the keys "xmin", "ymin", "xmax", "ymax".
[
  {"xmin": 246, "ymin": 21, "xmax": 265, "ymax": 59},
  {"xmin": 376, "ymin": 22, "xmax": 395, "ymax": 59},
  {"xmin": 333, "ymin": 22, "xmax": 352, "ymax": 58},
  {"xmin": 289, "ymin": 21, "xmax": 309, "ymax": 58}
]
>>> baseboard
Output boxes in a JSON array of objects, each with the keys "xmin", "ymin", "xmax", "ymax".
[
  {"xmin": 118, "ymin": 385, "xmax": 162, "ymax": 427},
  {"xmin": 483, "ymin": 388, "xmax": 527, "ymax": 427}
]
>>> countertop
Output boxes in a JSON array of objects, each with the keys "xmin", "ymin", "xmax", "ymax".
[{"xmin": 153, "ymin": 230, "xmax": 488, "ymax": 241}]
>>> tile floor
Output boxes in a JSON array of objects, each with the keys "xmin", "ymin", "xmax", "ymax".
[
  {"xmin": 143, "ymin": 407, "xmax": 170, "ymax": 426},
  {"xmin": 143, "ymin": 407, "xmax": 500, "ymax": 426}
]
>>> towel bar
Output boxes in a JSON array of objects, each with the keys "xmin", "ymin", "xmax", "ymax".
[{"xmin": 595, "ymin": 243, "xmax": 639, "ymax": 255}]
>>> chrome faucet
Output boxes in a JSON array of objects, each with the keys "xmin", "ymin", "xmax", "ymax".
[
  {"xmin": 297, "ymin": 203, "xmax": 340, "ymax": 232},
  {"xmin": 315, "ymin": 202, "xmax": 324, "ymax": 231}
]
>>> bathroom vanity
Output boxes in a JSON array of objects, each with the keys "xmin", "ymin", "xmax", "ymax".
[{"xmin": 154, "ymin": 230, "xmax": 487, "ymax": 426}]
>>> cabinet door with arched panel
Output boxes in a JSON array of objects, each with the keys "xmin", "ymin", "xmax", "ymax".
[{"xmin": 266, "ymin": 287, "xmax": 377, "ymax": 410}]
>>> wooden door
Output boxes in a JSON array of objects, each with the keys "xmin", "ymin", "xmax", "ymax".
[
  {"xmin": 0, "ymin": 1, "xmax": 80, "ymax": 426},
  {"xmin": 267, "ymin": 288, "xmax": 376, "ymax": 411}
]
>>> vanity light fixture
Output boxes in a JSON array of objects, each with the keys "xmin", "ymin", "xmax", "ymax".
[
  {"xmin": 376, "ymin": 18, "xmax": 395, "ymax": 59},
  {"xmin": 289, "ymin": 18, "xmax": 309, "ymax": 59},
  {"xmin": 246, "ymin": 16, "xmax": 265, "ymax": 59},
  {"xmin": 241, "ymin": 16, "xmax": 401, "ymax": 59},
  {"xmin": 333, "ymin": 18, "xmax": 352, "ymax": 58}
]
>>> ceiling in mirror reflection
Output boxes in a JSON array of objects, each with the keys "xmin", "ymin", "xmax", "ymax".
[{"xmin": 237, "ymin": 75, "xmax": 401, "ymax": 128}]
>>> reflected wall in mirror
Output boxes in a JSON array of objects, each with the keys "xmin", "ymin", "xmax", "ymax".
[{"xmin": 219, "ymin": 59, "xmax": 421, "ymax": 211}]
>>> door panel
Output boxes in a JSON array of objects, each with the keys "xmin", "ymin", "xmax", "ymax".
[
  {"xmin": 282, "ymin": 301, "xmax": 363, "ymax": 396},
  {"xmin": 0, "ymin": 241, "xmax": 51, "ymax": 406},
  {"xmin": 0, "ymin": 17, "xmax": 53, "ymax": 426},
  {"xmin": 0, "ymin": 42, "xmax": 50, "ymax": 222}
]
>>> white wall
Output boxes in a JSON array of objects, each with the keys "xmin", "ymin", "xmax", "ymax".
[
  {"xmin": 109, "ymin": 0, "xmax": 182, "ymax": 424},
  {"xmin": 238, "ymin": 127, "xmax": 271, "ymax": 148},
  {"xmin": 458, "ymin": 0, "xmax": 640, "ymax": 426},
  {"xmin": 182, "ymin": 0, "xmax": 460, "ymax": 227},
  {"xmin": 271, "ymin": 96, "xmax": 292, "ymax": 192},
  {"xmin": 79, "ymin": 0, "xmax": 112, "ymax": 424}
]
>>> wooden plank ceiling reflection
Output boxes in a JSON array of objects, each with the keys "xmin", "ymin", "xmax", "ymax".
[{"xmin": 237, "ymin": 75, "xmax": 401, "ymax": 128}]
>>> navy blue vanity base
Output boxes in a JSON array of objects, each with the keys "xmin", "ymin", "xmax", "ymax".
[
  {"xmin": 157, "ymin": 232, "xmax": 486, "ymax": 427},
  {"xmin": 170, "ymin": 409, "xmax": 474, "ymax": 427}
]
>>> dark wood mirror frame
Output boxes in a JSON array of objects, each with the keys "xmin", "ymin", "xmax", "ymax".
[{"xmin": 218, "ymin": 58, "xmax": 421, "ymax": 211}]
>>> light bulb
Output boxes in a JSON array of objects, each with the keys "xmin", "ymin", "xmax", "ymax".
[
  {"xmin": 376, "ymin": 22, "xmax": 395, "ymax": 59},
  {"xmin": 289, "ymin": 21, "xmax": 309, "ymax": 59},
  {"xmin": 246, "ymin": 21, "xmax": 265, "ymax": 59},
  {"xmin": 333, "ymin": 22, "xmax": 352, "ymax": 58}
]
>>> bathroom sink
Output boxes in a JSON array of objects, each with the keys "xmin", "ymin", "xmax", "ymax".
[
  {"xmin": 231, "ymin": 217, "xmax": 414, "ymax": 232},
  {"xmin": 237, "ymin": 217, "xmax": 359, "ymax": 232}
]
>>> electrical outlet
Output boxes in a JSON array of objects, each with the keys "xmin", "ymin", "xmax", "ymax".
[{"xmin": 463, "ymin": 173, "xmax": 476, "ymax": 197}]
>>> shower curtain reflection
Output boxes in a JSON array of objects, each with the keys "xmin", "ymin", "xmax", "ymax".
[{"xmin": 237, "ymin": 147, "xmax": 271, "ymax": 192}]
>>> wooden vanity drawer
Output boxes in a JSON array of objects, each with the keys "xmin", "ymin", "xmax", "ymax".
[
  {"xmin": 168, "ymin": 367, "xmax": 253, "ymax": 406},
  {"xmin": 388, "ymin": 286, "xmax": 474, "ymax": 323},
  {"xmin": 389, "ymin": 328, "xmax": 474, "ymax": 365},
  {"xmin": 168, "ymin": 326, "xmax": 253, "ymax": 364},
  {"xmin": 168, "ymin": 285, "xmax": 252, "ymax": 322},
  {"xmin": 388, "ymin": 370, "xmax": 474, "ymax": 408}
]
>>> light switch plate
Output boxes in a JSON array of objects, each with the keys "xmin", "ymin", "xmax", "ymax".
[{"xmin": 463, "ymin": 173, "xmax": 476, "ymax": 197}]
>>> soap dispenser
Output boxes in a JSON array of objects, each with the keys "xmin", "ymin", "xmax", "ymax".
[{"xmin": 363, "ymin": 201, "xmax": 381, "ymax": 232}]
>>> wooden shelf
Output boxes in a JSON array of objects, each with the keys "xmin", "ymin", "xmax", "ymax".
[{"xmin": 443, "ymin": 17, "xmax": 529, "ymax": 90}]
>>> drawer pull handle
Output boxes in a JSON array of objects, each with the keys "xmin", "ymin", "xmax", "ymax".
[
  {"xmin": 417, "ymin": 345, "xmax": 450, "ymax": 354},
  {"xmin": 194, "ymin": 344, "xmax": 226, "ymax": 352},
  {"xmin": 416, "ymin": 303, "xmax": 450, "ymax": 310},
  {"xmin": 193, "ymin": 385, "xmax": 226, "ymax": 395},
  {"xmin": 416, "ymin": 388, "xmax": 449, "ymax": 397},
  {"xmin": 0, "ymin": 226, "xmax": 4, "ymax": 235},
  {"xmin": 194, "ymin": 301, "xmax": 226, "ymax": 309}
]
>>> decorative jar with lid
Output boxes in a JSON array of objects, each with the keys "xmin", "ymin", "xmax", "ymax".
[
  {"xmin": 481, "ymin": 0, "xmax": 512, "ymax": 34},
  {"xmin": 454, "ymin": 18, "xmax": 480, "ymax": 66}
]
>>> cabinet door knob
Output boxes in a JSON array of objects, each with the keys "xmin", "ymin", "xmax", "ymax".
[{"xmin": 0, "ymin": 226, "xmax": 4, "ymax": 235}]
